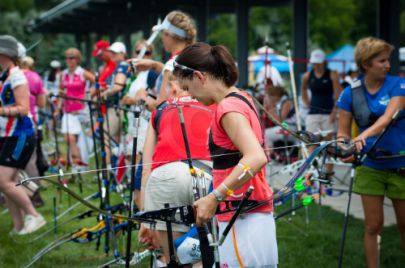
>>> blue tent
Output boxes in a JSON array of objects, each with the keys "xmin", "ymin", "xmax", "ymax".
[
  {"xmin": 326, "ymin": 44, "xmax": 355, "ymax": 74},
  {"xmin": 249, "ymin": 53, "xmax": 290, "ymax": 74}
]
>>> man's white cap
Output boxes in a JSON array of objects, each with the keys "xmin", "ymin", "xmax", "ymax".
[
  {"xmin": 50, "ymin": 60, "xmax": 61, "ymax": 68},
  {"xmin": 109, "ymin": 42, "xmax": 126, "ymax": 54},
  {"xmin": 17, "ymin": 42, "xmax": 26, "ymax": 58},
  {"xmin": 309, "ymin": 49, "xmax": 325, "ymax": 64}
]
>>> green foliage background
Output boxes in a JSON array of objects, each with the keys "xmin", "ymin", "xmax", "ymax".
[{"xmin": 0, "ymin": 0, "xmax": 404, "ymax": 72}]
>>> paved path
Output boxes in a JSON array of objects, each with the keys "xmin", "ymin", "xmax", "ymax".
[{"xmin": 267, "ymin": 162, "xmax": 397, "ymax": 227}]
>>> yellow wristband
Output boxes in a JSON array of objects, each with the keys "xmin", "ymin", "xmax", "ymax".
[{"xmin": 221, "ymin": 183, "xmax": 234, "ymax": 196}]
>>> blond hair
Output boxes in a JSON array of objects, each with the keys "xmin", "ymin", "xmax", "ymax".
[
  {"xmin": 65, "ymin": 48, "xmax": 82, "ymax": 63},
  {"xmin": 21, "ymin": 56, "xmax": 34, "ymax": 69},
  {"xmin": 135, "ymin": 39, "xmax": 154, "ymax": 52},
  {"xmin": 166, "ymin": 10, "xmax": 197, "ymax": 45},
  {"xmin": 354, "ymin": 37, "xmax": 394, "ymax": 73}
]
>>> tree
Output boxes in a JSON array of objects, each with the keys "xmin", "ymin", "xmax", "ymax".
[
  {"xmin": 249, "ymin": 6, "xmax": 292, "ymax": 54},
  {"xmin": 208, "ymin": 14, "xmax": 237, "ymax": 56},
  {"xmin": 309, "ymin": 0, "xmax": 356, "ymax": 52},
  {"xmin": 0, "ymin": 0, "xmax": 33, "ymax": 15}
]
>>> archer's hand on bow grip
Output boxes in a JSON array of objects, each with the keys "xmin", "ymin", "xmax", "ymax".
[
  {"xmin": 335, "ymin": 139, "xmax": 357, "ymax": 162},
  {"xmin": 193, "ymin": 194, "xmax": 218, "ymax": 227},
  {"xmin": 298, "ymin": 130, "xmax": 321, "ymax": 143}
]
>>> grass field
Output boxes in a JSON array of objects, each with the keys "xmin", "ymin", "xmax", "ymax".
[{"xmin": 0, "ymin": 171, "xmax": 404, "ymax": 267}]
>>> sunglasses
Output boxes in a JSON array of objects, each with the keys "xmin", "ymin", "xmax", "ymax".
[
  {"xmin": 65, "ymin": 56, "xmax": 76, "ymax": 60},
  {"xmin": 135, "ymin": 50, "xmax": 152, "ymax": 56},
  {"xmin": 173, "ymin": 60, "xmax": 200, "ymax": 77}
]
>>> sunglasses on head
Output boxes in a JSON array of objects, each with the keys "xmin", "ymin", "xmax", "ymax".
[
  {"xmin": 135, "ymin": 50, "xmax": 152, "ymax": 56},
  {"xmin": 173, "ymin": 60, "xmax": 199, "ymax": 77}
]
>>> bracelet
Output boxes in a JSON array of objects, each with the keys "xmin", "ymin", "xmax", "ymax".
[
  {"xmin": 237, "ymin": 162, "xmax": 254, "ymax": 180},
  {"xmin": 211, "ymin": 189, "xmax": 225, "ymax": 202}
]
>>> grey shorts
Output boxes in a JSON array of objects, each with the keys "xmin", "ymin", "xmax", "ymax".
[
  {"xmin": 305, "ymin": 114, "xmax": 335, "ymax": 134},
  {"xmin": 104, "ymin": 107, "xmax": 123, "ymax": 142},
  {"xmin": 144, "ymin": 161, "xmax": 212, "ymax": 232}
]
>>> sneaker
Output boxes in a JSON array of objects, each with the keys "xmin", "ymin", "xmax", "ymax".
[{"xmin": 17, "ymin": 214, "xmax": 46, "ymax": 235}]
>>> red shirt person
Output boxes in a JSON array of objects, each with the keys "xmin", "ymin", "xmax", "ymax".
[
  {"xmin": 139, "ymin": 78, "xmax": 215, "ymax": 261},
  {"xmin": 92, "ymin": 40, "xmax": 116, "ymax": 89}
]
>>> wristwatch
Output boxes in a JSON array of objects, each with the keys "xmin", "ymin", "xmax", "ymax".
[{"xmin": 211, "ymin": 189, "xmax": 225, "ymax": 202}]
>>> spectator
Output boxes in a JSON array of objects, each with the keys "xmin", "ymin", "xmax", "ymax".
[
  {"xmin": 0, "ymin": 35, "xmax": 46, "ymax": 235},
  {"xmin": 337, "ymin": 37, "xmax": 405, "ymax": 268}
]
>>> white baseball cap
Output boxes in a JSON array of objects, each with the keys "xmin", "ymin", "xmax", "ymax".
[
  {"xmin": 50, "ymin": 60, "xmax": 61, "ymax": 68},
  {"xmin": 109, "ymin": 42, "xmax": 126, "ymax": 54},
  {"xmin": 17, "ymin": 42, "xmax": 26, "ymax": 58},
  {"xmin": 309, "ymin": 49, "xmax": 325, "ymax": 64}
]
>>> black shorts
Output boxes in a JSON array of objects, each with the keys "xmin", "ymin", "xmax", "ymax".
[{"xmin": 0, "ymin": 135, "xmax": 36, "ymax": 169}]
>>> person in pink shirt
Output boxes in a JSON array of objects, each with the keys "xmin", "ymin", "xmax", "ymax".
[
  {"xmin": 21, "ymin": 56, "xmax": 45, "ymax": 124},
  {"xmin": 20, "ymin": 56, "xmax": 46, "ymax": 207},
  {"xmin": 55, "ymin": 48, "xmax": 95, "ymax": 165}
]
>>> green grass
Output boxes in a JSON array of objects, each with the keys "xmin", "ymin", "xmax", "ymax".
[{"xmin": 1, "ymin": 180, "xmax": 404, "ymax": 268}]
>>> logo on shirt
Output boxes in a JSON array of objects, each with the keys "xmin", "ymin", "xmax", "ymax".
[{"xmin": 378, "ymin": 95, "xmax": 390, "ymax": 106}]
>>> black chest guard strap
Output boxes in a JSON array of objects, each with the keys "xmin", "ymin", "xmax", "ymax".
[
  {"xmin": 351, "ymin": 79, "xmax": 379, "ymax": 128},
  {"xmin": 153, "ymin": 101, "xmax": 169, "ymax": 136}
]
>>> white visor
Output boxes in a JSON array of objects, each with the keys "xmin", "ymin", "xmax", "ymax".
[{"xmin": 152, "ymin": 17, "xmax": 187, "ymax": 38}]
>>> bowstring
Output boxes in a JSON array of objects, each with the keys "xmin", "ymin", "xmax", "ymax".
[{"xmin": 22, "ymin": 139, "xmax": 343, "ymax": 182}]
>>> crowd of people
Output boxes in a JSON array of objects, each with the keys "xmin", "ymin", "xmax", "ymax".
[{"xmin": 0, "ymin": 9, "xmax": 404, "ymax": 268}]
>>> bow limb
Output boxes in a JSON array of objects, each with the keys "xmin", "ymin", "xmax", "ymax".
[
  {"xmin": 56, "ymin": 193, "xmax": 98, "ymax": 221},
  {"xmin": 11, "ymin": 209, "xmax": 95, "ymax": 244},
  {"xmin": 24, "ymin": 232, "xmax": 73, "ymax": 268},
  {"xmin": 252, "ymin": 96, "xmax": 311, "ymax": 145},
  {"xmin": 24, "ymin": 221, "xmax": 126, "ymax": 268},
  {"xmin": 17, "ymin": 178, "xmax": 145, "ymax": 223}
]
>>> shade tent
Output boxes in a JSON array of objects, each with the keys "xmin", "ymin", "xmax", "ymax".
[
  {"xmin": 325, "ymin": 44, "xmax": 355, "ymax": 74},
  {"xmin": 249, "ymin": 53, "xmax": 290, "ymax": 74}
]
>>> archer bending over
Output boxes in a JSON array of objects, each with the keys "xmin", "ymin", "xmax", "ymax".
[{"xmin": 174, "ymin": 43, "xmax": 278, "ymax": 268}]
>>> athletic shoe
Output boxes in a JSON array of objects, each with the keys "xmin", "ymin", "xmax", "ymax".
[{"xmin": 17, "ymin": 214, "xmax": 46, "ymax": 235}]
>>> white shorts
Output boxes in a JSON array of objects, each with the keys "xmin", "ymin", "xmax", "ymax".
[
  {"xmin": 265, "ymin": 126, "xmax": 296, "ymax": 147},
  {"xmin": 305, "ymin": 114, "xmax": 335, "ymax": 134},
  {"xmin": 61, "ymin": 113, "xmax": 83, "ymax": 135},
  {"xmin": 144, "ymin": 161, "xmax": 212, "ymax": 232},
  {"xmin": 218, "ymin": 213, "xmax": 278, "ymax": 268}
]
